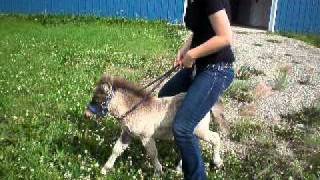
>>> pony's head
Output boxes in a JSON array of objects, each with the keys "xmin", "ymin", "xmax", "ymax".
[
  {"xmin": 84, "ymin": 74, "xmax": 115, "ymax": 119},
  {"xmin": 84, "ymin": 74, "xmax": 151, "ymax": 120}
]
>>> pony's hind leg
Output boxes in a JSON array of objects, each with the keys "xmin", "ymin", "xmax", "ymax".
[
  {"xmin": 141, "ymin": 137, "xmax": 163, "ymax": 175},
  {"xmin": 175, "ymin": 160, "xmax": 182, "ymax": 173},
  {"xmin": 101, "ymin": 130, "xmax": 132, "ymax": 175},
  {"xmin": 194, "ymin": 129, "xmax": 223, "ymax": 168}
]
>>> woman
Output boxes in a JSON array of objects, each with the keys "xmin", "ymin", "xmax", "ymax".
[{"xmin": 158, "ymin": 0, "xmax": 235, "ymax": 179}]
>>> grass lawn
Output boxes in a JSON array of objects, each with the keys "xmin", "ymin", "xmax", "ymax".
[
  {"xmin": 0, "ymin": 15, "xmax": 319, "ymax": 179},
  {"xmin": 281, "ymin": 33, "xmax": 320, "ymax": 48}
]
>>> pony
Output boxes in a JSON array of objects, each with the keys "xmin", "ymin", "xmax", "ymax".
[{"xmin": 84, "ymin": 74, "xmax": 226, "ymax": 175}]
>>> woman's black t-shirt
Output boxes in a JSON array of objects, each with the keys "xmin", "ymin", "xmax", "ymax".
[{"xmin": 184, "ymin": 0, "xmax": 235, "ymax": 70}]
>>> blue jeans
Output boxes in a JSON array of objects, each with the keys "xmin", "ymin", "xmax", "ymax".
[{"xmin": 158, "ymin": 63, "xmax": 234, "ymax": 180}]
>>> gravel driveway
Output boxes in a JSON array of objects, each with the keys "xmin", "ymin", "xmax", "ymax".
[{"xmin": 227, "ymin": 26, "xmax": 320, "ymax": 123}]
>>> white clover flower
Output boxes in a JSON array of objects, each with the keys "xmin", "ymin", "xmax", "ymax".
[
  {"xmin": 95, "ymin": 136, "xmax": 101, "ymax": 141},
  {"xmin": 64, "ymin": 171, "xmax": 72, "ymax": 179},
  {"xmin": 39, "ymin": 156, "xmax": 44, "ymax": 163}
]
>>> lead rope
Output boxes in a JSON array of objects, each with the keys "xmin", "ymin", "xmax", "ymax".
[
  {"xmin": 141, "ymin": 65, "xmax": 179, "ymax": 90},
  {"xmin": 119, "ymin": 65, "xmax": 179, "ymax": 120}
]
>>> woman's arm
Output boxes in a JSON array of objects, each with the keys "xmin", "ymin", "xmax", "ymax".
[
  {"xmin": 181, "ymin": 9, "xmax": 233, "ymax": 68},
  {"xmin": 180, "ymin": 33, "xmax": 194, "ymax": 54}
]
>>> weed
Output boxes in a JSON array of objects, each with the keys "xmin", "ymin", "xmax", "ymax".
[
  {"xmin": 236, "ymin": 65, "xmax": 265, "ymax": 80},
  {"xmin": 253, "ymin": 43, "xmax": 263, "ymax": 47},
  {"xmin": 224, "ymin": 80, "xmax": 254, "ymax": 103},
  {"xmin": 266, "ymin": 39, "xmax": 282, "ymax": 44},
  {"xmin": 273, "ymin": 68, "xmax": 290, "ymax": 90},
  {"xmin": 230, "ymin": 118, "xmax": 263, "ymax": 142}
]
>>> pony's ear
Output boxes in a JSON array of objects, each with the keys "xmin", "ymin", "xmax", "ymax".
[
  {"xmin": 101, "ymin": 73, "xmax": 111, "ymax": 82},
  {"xmin": 101, "ymin": 83, "xmax": 110, "ymax": 93},
  {"xmin": 96, "ymin": 73, "xmax": 113, "ymax": 93}
]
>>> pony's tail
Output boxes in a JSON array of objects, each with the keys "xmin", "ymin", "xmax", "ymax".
[{"xmin": 210, "ymin": 98, "xmax": 230, "ymax": 136}]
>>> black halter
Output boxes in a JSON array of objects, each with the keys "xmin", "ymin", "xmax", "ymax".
[{"xmin": 87, "ymin": 89, "xmax": 114, "ymax": 118}]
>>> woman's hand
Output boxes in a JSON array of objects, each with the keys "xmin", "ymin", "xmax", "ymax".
[
  {"xmin": 181, "ymin": 50, "xmax": 196, "ymax": 69},
  {"xmin": 174, "ymin": 48, "xmax": 187, "ymax": 68},
  {"xmin": 174, "ymin": 34, "xmax": 194, "ymax": 69},
  {"xmin": 175, "ymin": 49, "xmax": 196, "ymax": 69}
]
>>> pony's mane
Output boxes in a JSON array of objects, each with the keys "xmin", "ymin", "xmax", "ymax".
[{"xmin": 98, "ymin": 74, "xmax": 152, "ymax": 100}]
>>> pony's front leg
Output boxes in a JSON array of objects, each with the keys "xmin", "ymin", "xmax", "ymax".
[
  {"xmin": 101, "ymin": 130, "xmax": 132, "ymax": 175},
  {"xmin": 141, "ymin": 137, "xmax": 163, "ymax": 175}
]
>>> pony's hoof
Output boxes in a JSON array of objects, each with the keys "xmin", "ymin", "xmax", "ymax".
[
  {"xmin": 101, "ymin": 167, "xmax": 112, "ymax": 175},
  {"xmin": 154, "ymin": 168, "xmax": 163, "ymax": 176},
  {"xmin": 213, "ymin": 158, "xmax": 223, "ymax": 169},
  {"xmin": 175, "ymin": 167, "xmax": 183, "ymax": 174},
  {"xmin": 175, "ymin": 161, "xmax": 183, "ymax": 174}
]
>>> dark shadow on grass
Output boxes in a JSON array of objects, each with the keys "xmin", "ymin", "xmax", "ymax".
[
  {"xmin": 281, "ymin": 106, "xmax": 320, "ymax": 127},
  {"xmin": 51, "ymin": 109, "xmax": 181, "ymax": 178}
]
